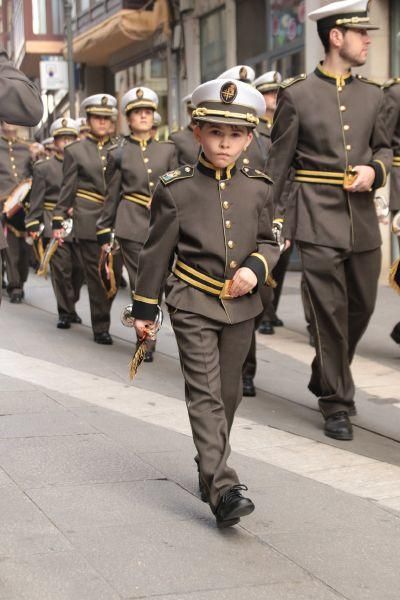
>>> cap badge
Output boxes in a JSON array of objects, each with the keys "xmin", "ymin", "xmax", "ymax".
[
  {"xmin": 239, "ymin": 67, "xmax": 248, "ymax": 80},
  {"xmin": 62, "ymin": 119, "xmax": 67, "ymax": 127},
  {"xmin": 101, "ymin": 96, "xmax": 108, "ymax": 106},
  {"xmin": 220, "ymin": 82, "xmax": 237, "ymax": 104},
  {"xmin": 136, "ymin": 88, "xmax": 144, "ymax": 99}
]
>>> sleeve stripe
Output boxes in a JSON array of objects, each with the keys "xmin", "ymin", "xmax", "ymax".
[
  {"xmin": 250, "ymin": 252, "xmax": 269, "ymax": 284},
  {"xmin": 133, "ymin": 294, "xmax": 158, "ymax": 305}
]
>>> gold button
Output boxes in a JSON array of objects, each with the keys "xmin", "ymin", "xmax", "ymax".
[
  {"xmin": 230, "ymin": 260, "xmax": 237, "ymax": 269},
  {"xmin": 103, "ymin": 166, "xmax": 106, "ymax": 171},
  {"xmin": 149, "ymin": 182, "xmax": 154, "ymax": 187},
  {"xmin": 220, "ymin": 182, "xmax": 226, "ymax": 190},
  {"xmin": 244, "ymin": 167, "xmax": 249, "ymax": 172},
  {"xmin": 14, "ymin": 172, "xmax": 17, "ymax": 177},
  {"xmin": 337, "ymin": 86, "xmax": 343, "ymax": 92},
  {"xmin": 243, "ymin": 158, "xmax": 249, "ymax": 165},
  {"xmin": 346, "ymin": 144, "xmax": 351, "ymax": 151},
  {"xmin": 10, "ymin": 157, "xmax": 14, "ymax": 162},
  {"xmin": 185, "ymin": 167, "xmax": 191, "ymax": 172},
  {"xmin": 98, "ymin": 145, "xmax": 103, "ymax": 150},
  {"xmin": 144, "ymin": 157, "xmax": 149, "ymax": 163},
  {"xmin": 228, "ymin": 240, "xmax": 234, "ymax": 249},
  {"xmin": 12, "ymin": 164, "xmax": 16, "ymax": 169},
  {"xmin": 223, "ymin": 201, "xmax": 229, "ymax": 209},
  {"xmin": 343, "ymin": 125, "xmax": 350, "ymax": 131},
  {"xmin": 147, "ymin": 168, "xmax": 152, "ymax": 174},
  {"xmin": 101, "ymin": 156, "xmax": 106, "ymax": 161},
  {"xmin": 225, "ymin": 220, "xmax": 231, "ymax": 229},
  {"xmin": 340, "ymin": 105, "xmax": 346, "ymax": 111}
]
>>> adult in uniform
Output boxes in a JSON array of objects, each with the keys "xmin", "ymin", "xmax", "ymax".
[
  {"xmin": 0, "ymin": 121, "xmax": 32, "ymax": 302},
  {"xmin": 169, "ymin": 94, "xmax": 200, "ymax": 165},
  {"xmin": 131, "ymin": 79, "xmax": 279, "ymax": 526},
  {"xmin": 242, "ymin": 70, "xmax": 287, "ymax": 396},
  {"xmin": 25, "ymin": 118, "xmax": 84, "ymax": 329},
  {"xmin": 383, "ymin": 78, "xmax": 400, "ymax": 346},
  {"xmin": 266, "ymin": 0, "xmax": 392, "ymax": 440},
  {"xmin": 0, "ymin": 47, "xmax": 43, "ymax": 305},
  {"xmin": 53, "ymin": 94, "xmax": 117, "ymax": 345},
  {"xmin": 96, "ymin": 87, "xmax": 177, "ymax": 360},
  {"xmin": 218, "ymin": 66, "xmax": 269, "ymax": 172}
]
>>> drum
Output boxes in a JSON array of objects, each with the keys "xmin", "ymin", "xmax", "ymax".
[{"xmin": 3, "ymin": 179, "xmax": 32, "ymax": 219}]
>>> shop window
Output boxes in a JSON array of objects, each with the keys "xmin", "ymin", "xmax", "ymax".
[
  {"xmin": 269, "ymin": 0, "xmax": 305, "ymax": 55},
  {"xmin": 200, "ymin": 7, "xmax": 226, "ymax": 82}
]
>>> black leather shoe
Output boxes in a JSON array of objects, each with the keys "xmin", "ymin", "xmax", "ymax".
[
  {"xmin": 215, "ymin": 484, "xmax": 255, "ymax": 528},
  {"xmin": 348, "ymin": 402, "xmax": 357, "ymax": 417},
  {"xmin": 10, "ymin": 291, "xmax": 23, "ymax": 304},
  {"xmin": 258, "ymin": 320, "xmax": 275, "ymax": 335},
  {"xmin": 94, "ymin": 332, "xmax": 113, "ymax": 345},
  {"xmin": 199, "ymin": 474, "xmax": 208, "ymax": 503},
  {"xmin": 144, "ymin": 351, "xmax": 153, "ymax": 363},
  {"xmin": 57, "ymin": 316, "xmax": 71, "ymax": 329},
  {"xmin": 69, "ymin": 313, "xmax": 82, "ymax": 324},
  {"xmin": 390, "ymin": 322, "xmax": 400, "ymax": 344},
  {"xmin": 271, "ymin": 317, "xmax": 284, "ymax": 327},
  {"xmin": 243, "ymin": 376, "xmax": 256, "ymax": 397},
  {"xmin": 324, "ymin": 411, "xmax": 353, "ymax": 441}
]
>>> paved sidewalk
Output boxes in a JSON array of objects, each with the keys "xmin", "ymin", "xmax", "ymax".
[{"xmin": 0, "ymin": 273, "xmax": 398, "ymax": 599}]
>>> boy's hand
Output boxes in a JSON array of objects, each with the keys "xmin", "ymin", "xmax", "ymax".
[
  {"xmin": 345, "ymin": 165, "xmax": 375, "ymax": 192},
  {"xmin": 134, "ymin": 319, "xmax": 154, "ymax": 339},
  {"xmin": 229, "ymin": 267, "xmax": 257, "ymax": 298}
]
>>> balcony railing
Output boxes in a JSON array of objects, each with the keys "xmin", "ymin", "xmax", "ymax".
[{"xmin": 74, "ymin": 0, "xmax": 155, "ymax": 36}]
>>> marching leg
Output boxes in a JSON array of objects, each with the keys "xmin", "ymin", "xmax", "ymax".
[{"xmin": 4, "ymin": 229, "xmax": 24, "ymax": 302}]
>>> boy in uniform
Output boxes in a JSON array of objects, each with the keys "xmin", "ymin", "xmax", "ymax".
[{"xmin": 131, "ymin": 78, "xmax": 279, "ymax": 527}]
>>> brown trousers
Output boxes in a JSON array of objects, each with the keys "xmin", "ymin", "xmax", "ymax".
[
  {"xmin": 50, "ymin": 241, "xmax": 84, "ymax": 318},
  {"xmin": 170, "ymin": 309, "xmax": 254, "ymax": 510},
  {"xmin": 298, "ymin": 242, "xmax": 381, "ymax": 417},
  {"xmin": 4, "ymin": 228, "xmax": 29, "ymax": 293},
  {"xmin": 77, "ymin": 240, "xmax": 113, "ymax": 335}
]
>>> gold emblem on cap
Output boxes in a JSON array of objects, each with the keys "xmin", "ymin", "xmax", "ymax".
[
  {"xmin": 239, "ymin": 67, "xmax": 248, "ymax": 80},
  {"xmin": 62, "ymin": 119, "xmax": 67, "ymax": 127},
  {"xmin": 101, "ymin": 96, "xmax": 108, "ymax": 106},
  {"xmin": 220, "ymin": 82, "xmax": 238, "ymax": 104},
  {"xmin": 136, "ymin": 88, "xmax": 144, "ymax": 99}
]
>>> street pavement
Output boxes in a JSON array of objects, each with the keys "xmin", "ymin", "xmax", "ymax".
[{"xmin": 0, "ymin": 267, "xmax": 399, "ymax": 600}]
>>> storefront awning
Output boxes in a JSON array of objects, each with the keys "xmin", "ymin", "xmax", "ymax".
[{"xmin": 71, "ymin": 2, "xmax": 169, "ymax": 66}]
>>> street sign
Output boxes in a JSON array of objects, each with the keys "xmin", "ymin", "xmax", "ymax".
[{"xmin": 39, "ymin": 58, "xmax": 68, "ymax": 91}]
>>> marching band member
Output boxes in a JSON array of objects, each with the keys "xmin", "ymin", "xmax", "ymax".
[{"xmin": 169, "ymin": 94, "xmax": 200, "ymax": 165}]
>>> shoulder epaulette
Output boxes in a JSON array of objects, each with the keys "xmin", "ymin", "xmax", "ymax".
[
  {"xmin": 107, "ymin": 143, "xmax": 119, "ymax": 152},
  {"xmin": 383, "ymin": 78, "xmax": 400, "ymax": 89},
  {"xmin": 67, "ymin": 139, "xmax": 81, "ymax": 148},
  {"xmin": 356, "ymin": 74, "xmax": 381, "ymax": 87},
  {"xmin": 161, "ymin": 166, "xmax": 194, "ymax": 185},
  {"xmin": 281, "ymin": 73, "xmax": 307, "ymax": 88},
  {"xmin": 159, "ymin": 139, "xmax": 175, "ymax": 144},
  {"xmin": 241, "ymin": 167, "xmax": 273, "ymax": 184}
]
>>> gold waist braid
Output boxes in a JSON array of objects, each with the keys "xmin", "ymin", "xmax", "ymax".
[
  {"xmin": 122, "ymin": 193, "xmax": 151, "ymax": 207},
  {"xmin": 173, "ymin": 259, "xmax": 233, "ymax": 299},
  {"xmin": 76, "ymin": 189, "xmax": 105, "ymax": 204},
  {"xmin": 392, "ymin": 156, "xmax": 400, "ymax": 167},
  {"xmin": 293, "ymin": 169, "xmax": 345, "ymax": 186}
]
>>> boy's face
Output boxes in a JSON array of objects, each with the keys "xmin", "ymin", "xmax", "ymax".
[
  {"xmin": 127, "ymin": 108, "xmax": 154, "ymax": 134},
  {"xmin": 88, "ymin": 115, "xmax": 112, "ymax": 138},
  {"xmin": 54, "ymin": 135, "xmax": 77, "ymax": 153},
  {"xmin": 194, "ymin": 122, "xmax": 253, "ymax": 168}
]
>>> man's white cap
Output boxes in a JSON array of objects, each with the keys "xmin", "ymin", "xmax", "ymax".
[
  {"xmin": 217, "ymin": 65, "xmax": 255, "ymax": 84},
  {"xmin": 122, "ymin": 87, "xmax": 158, "ymax": 114},
  {"xmin": 153, "ymin": 112, "xmax": 162, "ymax": 127},
  {"xmin": 182, "ymin": 93, "xmax": 195, "ymax": 109},
  {"xmin": 42, "ymin": 136, "xmax": 54, "ymax": 147},
  {"xmin": 254, "ymin": 71, "xmax": 282, "ymax": 93},
  {"xmin": 192, "ymin": 78, "xmax": 265, "ymax": 128},
  {"xmin": 81, "ymin": 94, "xmax": 117, "ymax": 117},
  {"xmin": 50, "ymin": 118, "xmax": 79, "ymax": 138},
  {"xmin": 308, "ymin": 0, "xmax": 378, "ymax": 30},
  {"xmin": 77, "ymin": 117, "xmax": 89, "ymax": 132}
]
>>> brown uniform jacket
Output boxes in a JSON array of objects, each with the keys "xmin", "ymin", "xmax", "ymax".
[
  {"xmin": 169, "ymin": 126, "xmax": 200, "ymax": 166},
  {"xmin": 132, "ymin": 155, "xmax": 280, "ymax": 324},
  {"xmin": 96, "ymin": 136, "xmax": 177, "ymax": 245},
  {"xmin": 0, "ymin": 47, "xmax": 42, "ymax": 127},
  {"xmin": 383, "ymin": 79, "xmax": 400, "ymax": 211},
  {"xmin": 25, "ymin": 155, "xmax": 63, "ymax": 238},
  {"xmin": 266, "ymin": 66, "xmax": 392, "ymax": 252},
  {"xmin": 0, "ymin": 136, "xmax": 32, "ymax": 239},
  {"xmin": 53, "ymin": 134, "xmax": 114, "ymax": 241}
]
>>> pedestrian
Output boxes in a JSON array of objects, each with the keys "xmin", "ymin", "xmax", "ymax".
[
  {"xmin": 96, "ymin": 87, "xmax": 177, "ymax": 362},
  {"xmin": 383, "ymin": 77, "xmax": 400, "ymax": 346},
  {"xmin": 131, "ymin": 78, "xmax": 279, "ymax": 527},
  {"xmin": 266, "ymin": 0, "xmax": 392, "ymax": 440},
  {"xmin": 52, "ymin": 94, "xmax": 118, "ymax": 345},
  {"xmin": 25, "ymin": 118, "xmax": 84, "ymax": 329}
]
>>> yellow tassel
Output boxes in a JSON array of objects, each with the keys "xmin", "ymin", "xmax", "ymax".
[
  {"xmin": 106, "ymin": 252, "xmax": 117, "ymax": 299},
  {"xmin": 128, "ymin": 339, "xmax": 147, "ymax": 381},
  {"xmin": 389, "ymin": 258, "xmax": 400, "ymax": 294},
  {"xmin": 267, "ymin": 274, "xmax": 277, "ymax": 288},
  {"xmin": 37, "ymin": 239, "xmax": 59, "ymax": 278}
]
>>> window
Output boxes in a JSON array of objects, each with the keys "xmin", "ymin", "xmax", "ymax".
[
  {"xmin": 200, "ymin": 8, "xmax": 226, "ymax": 82},
  {"xmin": 52, "ymin": 0, "xmax": 63, "ymax": 35},
  {"xmin": 32, "ymin": 0, "xmax": 47, "ymax": 34}
]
